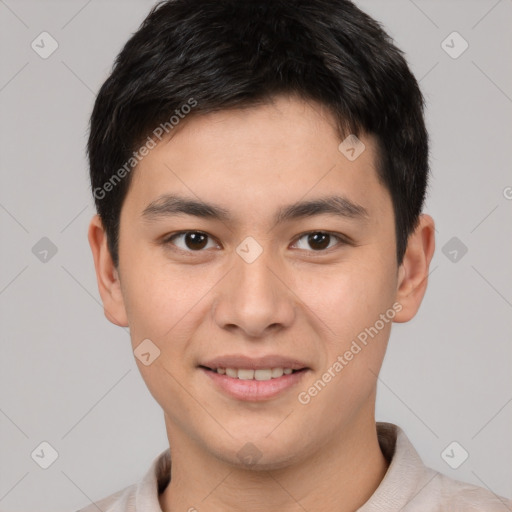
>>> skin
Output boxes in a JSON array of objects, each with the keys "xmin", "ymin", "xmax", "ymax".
[{"xmin": 88, "ymin": 94, "xmax": 435, "ymax": 512}]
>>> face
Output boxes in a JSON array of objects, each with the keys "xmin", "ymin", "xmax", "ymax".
[{"xmin": 90, "ymin": 94, "xmax": 433, "ymax": 469}]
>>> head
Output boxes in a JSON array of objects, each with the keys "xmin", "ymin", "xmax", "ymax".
[{"xmin": 88, "ymin": 0, "xmax": 435, "ymax": 469}]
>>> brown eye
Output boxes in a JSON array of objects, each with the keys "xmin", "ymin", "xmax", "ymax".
[
  {"xmin": 293, "ymin": 231, "xmax": 344, "ymax": 251},
  {"xmin": 184, "ymin": 232, "xmax": 208, "ymax": 250},
  {"xmin": 307, "ymin": 232, "xmax": 331, "ymax": 250},
  {"xmin": 165, "ymin": 231, "xmax": 218, "ymax": 251}
]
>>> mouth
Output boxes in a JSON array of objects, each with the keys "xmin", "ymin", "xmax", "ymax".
[
  {"xmin": 199, "ymin": 365, "xmax": 306, "ymax": 381},
  {"xmin": 198, "ymin": 357, "xmax": 309, "ymax": 401}
]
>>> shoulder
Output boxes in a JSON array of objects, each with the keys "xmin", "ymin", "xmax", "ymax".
[
  {"xmin": 423, "ymin": 472, "xmax": 512, "ymax": 512},
  {"xmin": 74, "ymin": 483, "xmax": 137, "ymax": 512},
  {"xmin": 72, "ymin": 447, "xmax": 171, "ymax": 512},
  {"xmin": 373, "ymin": 423, "xmax": 512, "ymax": 511}
]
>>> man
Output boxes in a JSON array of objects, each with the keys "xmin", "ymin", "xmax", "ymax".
[{"xmin": 82, "ymin": 0, "xmax": 511, "ymax": 510}]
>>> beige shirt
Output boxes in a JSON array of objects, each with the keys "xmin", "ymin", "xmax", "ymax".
[{"xmin": 76, "ymin": 423, "xmax": 511, "ymax": 512}]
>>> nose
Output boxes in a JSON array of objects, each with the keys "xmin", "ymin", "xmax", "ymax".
[{"xmin": 212, "ymin": 248, "xmax": 296, "ymax": 338}]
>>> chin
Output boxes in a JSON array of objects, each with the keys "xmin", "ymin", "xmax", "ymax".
[{"xmin": 205, "ymin": 431, "xmax": 307, "ymax": 471}]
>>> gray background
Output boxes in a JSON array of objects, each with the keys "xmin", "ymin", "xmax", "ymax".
[{"xmin": 0, "ymin": 0, "xmax": 511, "ymax": 511}]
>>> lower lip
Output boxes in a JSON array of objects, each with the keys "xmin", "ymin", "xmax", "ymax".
[{"xmin": 201, "ymin": 368, "xmax": 308, "ymax": 401}]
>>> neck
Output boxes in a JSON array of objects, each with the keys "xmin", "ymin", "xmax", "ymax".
[{"xmin": 159, "ymin": 413, "xmax": 388, "ymax": 512}]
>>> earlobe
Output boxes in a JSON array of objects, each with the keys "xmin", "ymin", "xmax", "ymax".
[
  {"xmin": 393, "ymin": 214, "xmax": 435, "ymax": 323},
  {"xmin": 87, "ymin": 214, "xmax": 129, "ymax": 327}
]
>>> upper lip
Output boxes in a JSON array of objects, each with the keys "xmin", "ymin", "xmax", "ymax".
[{"xmin": 200, "ymin": 354, "xmax": 309, "ymax": 371}]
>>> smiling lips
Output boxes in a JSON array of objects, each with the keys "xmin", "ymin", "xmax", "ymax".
[
  {"xmin": 199, "ymin": 354, "xmax": 310, "ymax": 400},
  {"xmin": 216, "ymin": 367, "xmax": 295, "ymax": 380}
]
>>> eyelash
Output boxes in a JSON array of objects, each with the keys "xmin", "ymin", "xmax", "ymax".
[{"xmin": 161, "ymin": 230, "xmax": 351, "ymax": 254}]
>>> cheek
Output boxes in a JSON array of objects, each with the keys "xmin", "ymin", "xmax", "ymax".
[
  {"xmin": 291, "ymin": 256, "xmax": 397, "ymax": 344},
  {"xmin": 119, "ymin": 244, "xmax": 225, "ymax": 355},
  {"xmin": 120, "ymin": 252, "xmax": 187, "ymax": 339},
  {"xmin": 294, "ymin": 264, "xmax": 396, "ymax": 419}
]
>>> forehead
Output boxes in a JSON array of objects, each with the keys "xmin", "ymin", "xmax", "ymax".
[{"xmin": 124, "ymin": 95, "xmax": 390, "ymax": 223}]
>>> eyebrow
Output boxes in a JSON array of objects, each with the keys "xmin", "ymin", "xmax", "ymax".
[{"xmin": 141, "ymin": 193, "xmax": 369, "ymax": 225}]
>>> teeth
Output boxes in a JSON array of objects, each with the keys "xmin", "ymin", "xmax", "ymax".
[
  {"xmin": 215, "ymin": 367, "xmax": 297, "ymax": 380},
  {"xmin": 255, "ymin": 369, "xmax": 272, "ymax": 381},
  {"xmin": 238, "ymin": 369, "xmax": 254, "ymax": 380},
  {"xmin": 271, "ymin": 368, "xmax": 284, "ymax": 378}
]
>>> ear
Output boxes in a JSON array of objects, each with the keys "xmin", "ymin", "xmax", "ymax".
[
  {"xmin": 393, "ymin": 213, "xmax": 435, "ymax": 323},
  {"xmin": 87, "ymin": 214, "xmax": 129, "ymax": 327}
]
